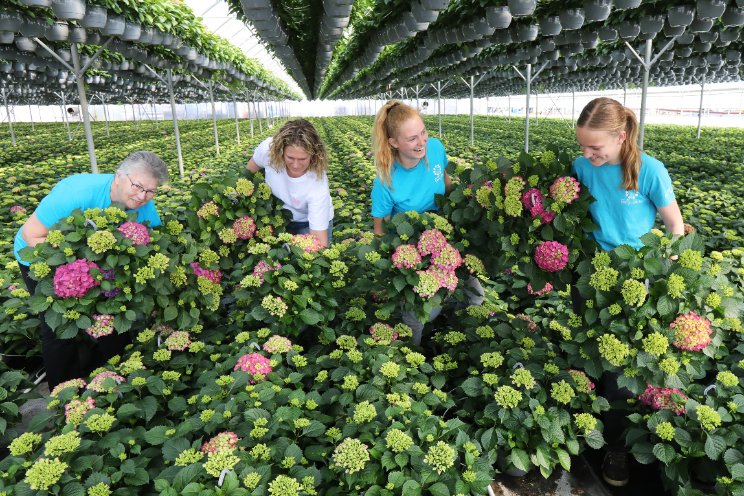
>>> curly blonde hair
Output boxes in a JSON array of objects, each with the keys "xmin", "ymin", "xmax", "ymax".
[{"xmin": 268, "ymin": 119, "xmax": 328, "ymax": 179}]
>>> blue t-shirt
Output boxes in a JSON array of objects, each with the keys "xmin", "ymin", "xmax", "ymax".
[
  {"xmin": 371, "ymin": 137, "xmax": 448, "ymax": 218},
  {"xmin": 14, "ymin": 173, "xmax": 161, "ymax": 265},
  {"xmin": 572, "ymin": 153, "xmax": 675, "ymax": 251}
]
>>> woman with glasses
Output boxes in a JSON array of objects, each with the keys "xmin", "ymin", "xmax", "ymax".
[
  {"xmin": 246, "ymin": 119, "xmax": 334, "ymax": 247},
  {"xmin": 12, "ymin": 150, "xmax": 169, "ymax": 389}
]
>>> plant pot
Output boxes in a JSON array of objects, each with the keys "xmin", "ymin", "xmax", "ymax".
[
  {"xmin": 19, "ymin": 18, "xmax": 45, "ymax": 37},
  {"xmin": 689, "ymin": 17, "xmax": 714, "ymax": 32},
  {"xmin": 51, "ymin": 0, "xmax": 86, "ymax": 21},
  {"xmin": 722, "ymin": 5, "xmax": 744, "ymax": 26},
  {"xmin": 676, "ymin": 46, "xmax": 693, "ymax": 57},
  {"xmin": 514, "ymin": 22, "xmax": 538, "ymax": 42},
  {"xmin": 14, "ymin": 35, "xmax": 36, "ymax": 51},
  {"xmin": 103, "ymin": 14, "xmax": 125, "ymax": 36},
  {"xmin": 121, "ymin": 21, "xmax": 141, "ymax": 41},
  {"xmin": 539, "ymin": 15, "xmax": 562, "ymax": 36},
  {"xmin": 696, "ymin": 0, "xmax": 726, "ymax": 19},
  {"xmin": 676, "ymin": 32, "xmax": 694, "ymax": 43},
  {"xmin": 663, "ymin": 22, "xmax": 686, "ymax": 37},
  {"xmin": 559, "ymin": 8, "xmax": 585, "ymax": 30},
  {"xmin": 540, "ymin": 37, "xmax": 556, "ymax": 51},
  {"xmin": 583, "ymin": 0, "xmax": 612, "ymax": 22},
  {"xmin": 613, "ymin": 0, "xmax": 641, "ymax": 9},
  {"xmin": 667, "ymin": 5, "xmax": 695, "ymax": 28},
  {"xmin": 617, "ymin": 21, "xmax": 640, "ymax": 39},
  {"xmin": 0, "ymin": 10, "xmax": 24, "ymax": 32},
  {"xmin": 486, "ymin": 6, "xmax": 512, "ymax": 29},
  {"xmin": 81, "ymin": 5, "xmax": 106, "ymax": 29},
  {"xmin": 411, "ymin": 3, "xmax": 439, "ymax": 23},
  {"xmin": 0, "ymin": 31, "xmax": 13, "ymax": 44},
  {"xmin": 698, "ymin": 31, "xmax": 718, "ymax": 42},
  {"xmin": 19, "ymin": 0, "xmax": 51, "ymax": 6},
  {"xmin": 139, "ymin": 26, "xmax": 155, "ymax": 44},
  {"xmin": 69, "ymin": 26, "xmax": 85, "ymax": 42},
  {"xmin": 693, "ymin": 40, "xmax": 712, "ymax": 52},
  {"xmin": 598, "ymin": 25, "xmax": 618, "ymax": 41},
  {"xmin": 45, "ymin": 20, "xmax": 69, "ymax": 41},
  {"xmin": 719, "ymin": 28, "xmax": 740, "ymax": 42},
  {"xmin": 640, "ymin": 14, "xmax": 665, "ymax": 34},
  {"xmin": 508, "ymin": 0, "xmax": 536, "ymax": 17},
  {"xmin": 87, "ymin": 31, "xmax": 100, "ymax": 44}
]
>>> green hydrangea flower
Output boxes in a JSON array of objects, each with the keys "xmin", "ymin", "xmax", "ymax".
[
  {"xmin": 24, "ymin": 457, "xmax": 68, "ymax": 491},
  {"xmin": 511, "ymin": 368, "xmax": 536, "ymax": 390},
  {"xmin": 551, "ymin": 380, "xmax": 576, "ymax": 405},
  {"xmin": 642, "ymin": 332, "xmax": 669, "ymax": 357},
  {"xmin": 87, "ymin": 230, "xmax": 117, "ymax": 254},
  {"xmin": 9, "ymin": 432, "xmax": 42, "ymax": 457},
  {"xmin": 717, "ymin": 371, "xmax": 739, "ymax": 388},
  {"xmin": 44, "ymin": 431, "xmax": 81, "ymax": 456},
  {"xmin": 332, "ymin": 438, "xmax": 370, "ymax": 474},
  {"xmin": 424, "ymin": 441, "xmax": 456, "ymax": 474},
  {"xmin": 705, "ymin": 293, "xmax": 722, "ymax": 309},
  {"xmin": 621, "ymin": 279, "xmax": 647, "ymax": 307},
  {"xmin": 243, "ymin": 472, "xmax": 261, "ymax": 491},
  {"xmin": 268, "ymin": 475, "xmax": 303, "ymax": 495},
  {"xmin": 573, "ymin": 413, "xmax": 598, "ymax": 433},
  {"xmin": 678, "ymin": 249, "xmax": 703, "ymax": 271},
  {"xmin": 341, "ymin": 374, "xmax": 358, "ymax": 390},
  {"xmin": 592, "ymin": 252, "xmax": 612, "ymax": 269},
  {"xmin": 380, "ymin": 361, "xmax": 400, "ymax": 379},
  {"xmin": 597, "ymin": 334, "xmax": 630, "ymax": 367},
  {"xmin": 608, "ymin": 303, "xmax": 622, "ymax": 316},
  {"xmin": 352, "ymin": 401, "xmax": 377, "ymax": 424},
  {"xmin": 494, "ymin": 385, "xmax": 523, "ymax": 409},
  {"xmin": 696, "ymin": 405, "xmax": 722, "ymax": 431},
  {"xmin": 655, "ymin": 422, "xmax": 675, "ymax": 441},
  {"xmin": 667, "ymin": 273, "xmax": 686, "ymax": 299},
  {"xmin": 385, "ymin": 428, "xmax": 414, "ymax": 453},
  {"xmin": 204, "ymin": 450, "xmax": 240, "ymax": 477},
  {"xmin": 659, "ymin": 357, "xmax": 681, "ymax": 376},
  {"xmin": 589, "ymin": 266, "xmax": 619, "ymax": 291},
  {"xmin": 85, "ymin": 413, "xmax": 116, "ymax": 433},
  {"xmin": 481, "ymin": 352, "xmax": 504, "ymax": 368}
]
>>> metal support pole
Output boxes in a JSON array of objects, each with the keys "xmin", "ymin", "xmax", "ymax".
[
  {"xmin": 207, "ymin": 80, "xmax": 220, "ymax": 155},
  {"xmin": 1, "ymin": 88, "xmax": 15, "ymax": 146},
  {"xmin": 263, "ymin": 100, "xmax": 270, "ymax": 129},
  {"xmin": 437, "ymin": 82, "xmax": 442, "ymax": 136},
  {"xmin": 233, "ymin": 98, "xmax": 241, "ymax": 145},
  {"xmin": 638, "ymin": 39, "xmax": 652, "ymax": 150},
  {"xmin": 102, "ymin": 97, "xmax": 109, "ymax": 137},
  {"xmin": 696, "ymin": 79, "xmax": 705, "ymax": 139},
  {"xmin": 535, "ymin": 90, "xmax": 539, "ymax": 126},
  {"xmin": 623, "ymin": 83, "xmax": 627, "ymax": 106},
  {"xmin": 70, "ymin": 43, "xmax": 98, "ymax": 173},
  {"xmin": 60, "ymin": 92, "xmax": 71, "ymax": 141},
  {"xmin": 469, "ymin": 76, "xmax": 475, "ymax": 145},
  {"xmin": 525, "ymin": 64, "xmax": 531, "ymax": 152},
  {"xmin": 166, "ymin": 69, "xmax": 185, "ymax": 179},
  {"xmin": 508, "ymin": 94, "xmax": 511, "ymax": 120},
  {"xmin": 572, "ymin": 89, "xmax": 575, "ymax": 127},
  {"xmin": 29, "ymin": 102, "xmax": 35, "ymax": 132},
  {"xmin": 257, "ymin": 100, "xmax": 263, "ymax": 133}
]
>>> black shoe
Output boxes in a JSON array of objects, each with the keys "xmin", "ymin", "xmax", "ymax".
[{"xmin": 602, "ymin": 449, "xmax": 629, "ymax": 487}]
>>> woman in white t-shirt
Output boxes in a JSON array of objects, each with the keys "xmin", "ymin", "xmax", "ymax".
[{"xmin": 246, "ymin": 119, "xmax": 334, "ymax": 246}]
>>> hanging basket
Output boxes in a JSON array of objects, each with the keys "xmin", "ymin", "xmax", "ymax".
[
  {"xmin": 121, "ymin": 21, "xmax": 141, "ymax": 41},
  {"xmin": 697, "ymin": 30, "xmax": 718, "ymax": 43},
  {"xmin": 597, "ymin": 25, "xmax": 618, "ymax": 41},
  {"xmin": 0, "ymin": 31, "xmax": 14, "ymax": 44},
  {"xmin": 559, "ymin": 8, "xmax": 585, "ymax": 30},
  {"xmin": 69, "ymin": 25, "xmax": 86, "ymax": 43},
  {"xmin": 51, "ymin": 0, "xmax": 86, "ymax": 21},
  {"xmin": 19, "ymin": 18, "xmax": 45, "ymax": 38},
  {"xmin": 103, "ymin": 14, "xmax": 125, "ymax": 36},
  {"xmin": 696, "ymin": 0, "xmax": 726, "ymax": 19},
  {"xmin": 539, "ymin": 15, "xmax": 562, "ymax": 36},
  {"xmin": 14, "ymin": 35, "xmax": 36, "ymax": 51},
  {"xmin": 666, "ymin": 5, "xmax": 695, "ymax": 27},
  {"xmin": 486, "ymin": 6, "xmax": 512, "ymax": 29},
  {"xmin": 662, "ymin": 21, "xmax": 686, "ymax": 37},
  {"xmin": 45, "ymin": 20, "xmax": 69, "ymax": 41},
  {"xmin": 689, "ymin": 17, "xmax": 714, "ymax": 32},
  {"xmin": 613, "ymin": 0, "xmax": 641, "ymax": 9},
  {"xmin": 721, "ymin": 5, "xmax": 744, "ymax": 27},
  {"xmin": 80, "ymin": 4, "xmax": 106, "ymax": 29},
  {"xmin": 19, "ymin": 0, "xmax": 51, "ymax": 6},
  {"xmin": 507, "ymin": 0, "xmax": 536, "ymax": 17},
  {"xmin": 0, "ymin": 10, "xmax": 23, "ymax": 32},
  {"xmin": 616, "ymin": 21, "xmax": 640, "ymax": 39},
  {"xmin": 640, "ymin": 14, "xmax": 665, "ymax": 34},
  {"xmin": 514, "ymin": 22, "xmax": 538, "ymax": 42},
  {"xmin": 719, "ymin": 27, "xmax": 740, "ymax": 43},
  {"xmin": 583, "ymin": 0, "xmax": 612, "ymax": 22}
]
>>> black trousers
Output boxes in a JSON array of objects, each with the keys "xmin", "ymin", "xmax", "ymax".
[{"xmin": 18, "ymin": 264, "xmax": 130, "ymax": 389}]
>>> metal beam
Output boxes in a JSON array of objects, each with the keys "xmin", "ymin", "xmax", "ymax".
[
  {"xmin": 70, "ymin": 43, "xmax": 97, "ymax": 173},
  {"xmin": 166, "ymin": 69, "xmax": 185, "ymax": 178}
]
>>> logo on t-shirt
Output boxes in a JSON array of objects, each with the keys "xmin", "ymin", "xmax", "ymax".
[
  {"xmin": 291, "ymin": 196, "xmax": 302, "ymax": 208},
  {"xmin": 621, "ymin": 189, "xmax": 642, "ymax": 206},
  {"xmin": 433, "ymin": 164, "xmax": 443, "ymax": 183}
]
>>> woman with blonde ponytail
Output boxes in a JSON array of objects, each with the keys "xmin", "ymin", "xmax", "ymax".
[
  {"xmin": 573, "ymin": 97, "xmax": 684, "ymax": 488},
  {"xmin": 573, "ymin": 97, "xmax": 683, "ymax": 251},
  {"xmin": 371, "ymin": 100, "xmax": 452, "ymax": 235}
]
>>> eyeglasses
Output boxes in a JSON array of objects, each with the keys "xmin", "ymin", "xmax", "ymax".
[{"xmin": 125, "ymin": 174, "xmax": 157, "ymax": 198}]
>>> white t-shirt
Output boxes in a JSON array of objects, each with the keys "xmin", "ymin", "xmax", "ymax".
[{"xmin": 252, "ymin": 137, "xmax": 334, "ymax": 230}]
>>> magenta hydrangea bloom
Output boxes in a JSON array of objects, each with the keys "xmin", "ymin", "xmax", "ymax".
[
  {"xmin": 540, "ymin": 210, "xmax": 556, "ymax": 224},
  {"xmin": 290, "ymin": 234, "xmax": 324, "ymax": 253},
  {"xmin": 164, "ymin": 331, "xmax": 191, "ymax": 351},
  {"xmin": 252, "ymin": 260, "xmax": 282, "ymax": 283},
  {"xmin": 427, "ymin": 266, "xmax": 458, "ymax": 291},
  {"xmin": 639, "ymin": 385, "xmax": 688, "ymax": 415},
  {"xmin": 232, "ymin": 216, "xmax": 256, "ymax": 240},
  {"xmin": 87, "ymin": 371, "xmax": 125, "ymax": 393},
  {"xmin": 51, "ymin": 378, "xmax": 86, "ymax": 397},
  {"xmin": 417, "ymin": 229, "xmax": 448, "ymax": 256},
  {"xmin": 431, "ymin": 244, "xmax": 463, "ymax": 272},
  {"xmin": 117, "ymin": 222, "xmax": 150, "ymax": 245},
  {"xmin": 521, "ymin": 188, "xmax": 544, "ymax": 218},
  {"xmin": 670, "ymin": 311, "xmax": 712, "ymax": 351},
  {"xmin": 85, "ymin": 314, "xmax": 115, "ymax": 339},
  {"xmin": 10, "ymin": 205, "xmax": 26, "ymax": 214},
  {"xmin": 53, "ymin": 259, "xmax": 101, "ymax": 298},
  {"xmin": 64, "ymin": 397, "xmax": 95, "ymax": 424},
  {"xmin": 369, "ymin": 323, "xmax": 399, "ymax": 342},
  {"xmin": 549, "ymin": 176, "xmax": 581, "ymax": 204},
  {"xmin": 190, "ymin": 262, "xmax": 222, "ymax": 284},
  {"xmin": 527, "ymin": 281, "xmax": 553, "ymax": 296},
  {"xmin": 201, "ymin": 432, "xmax": 239, "ymax": 454},
  {"xmin": 533, "ymin": 241, "xmax": 569, "ymax": 272},
  {"xmin": 263, "ymin": 335, "xmax": 292, "ymax": 354},
  {"xmin": 392, "ymin": 244, "xmax": 422, "ymax": 269},
  {"xmin": 234, "ymin": 352, "xmax": 272, "ymax": 381}
]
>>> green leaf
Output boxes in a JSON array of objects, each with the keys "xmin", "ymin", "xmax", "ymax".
[
  {"xmin": 705, "ymin": 433, "xmax": 726, "ymax": 460},
  {"xmin": 299, "ymin": 308, "xmax": 322, "ymax": 325},
  {"xmin": 652, "ymin": 443, "xmax": 676, "ymax": 465},
  {"xmin": 163, "ymin": 306, "xmax": 178, "ymax": 322},
  {"xmin": 613, "ymin": 244, "xmax": 637, "ymax": 260},
  {"xmin": 584, "ymin": 430, "xmax": 605, "ymax": 449},
  {"xmin": 460, "ymin": 377, "xmax": 483, "ymax": 397},
  {"xmin": 428, "ymin": 482, "xmax": 450, "ymax": 496},
  {"xmin": 401, "ymin": 479, "xmax": 422, "ymax": 496},
  {"xmin": 730, "ymin": 463, "xmax": 744, "ymax": 482},
  {"xmin": 61, "ymin": 482, "xmax": 85, "ymax": 496},
  {"xmin": 556, "ymin": 448, "xmax": 571, "ymax": 471},
  {"xmin": 388, "ymin": 471, "xmax": 406, "ymax": 488},
  {"xmin": 163, "ymin": 438, "xmax": 191, "ymax": 461},
  {"xmin": 396, "ymin": 221, "xmax": 414, "ymax": 238},
  {"xmin": 144, "ymin": 425, "xmax": 170, "ymax": 445},
  {"xmin": 657, "ymin": 295, "xmax": 677, "ymax": 319},
  {"xmin": 510, "ymin": 449, "xmax": 531, "ymax": 472}
]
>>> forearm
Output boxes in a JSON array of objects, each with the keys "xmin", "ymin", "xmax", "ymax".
[{"xmin": 310, "ymin": 229, "xmax": 329, "ymax": 247}]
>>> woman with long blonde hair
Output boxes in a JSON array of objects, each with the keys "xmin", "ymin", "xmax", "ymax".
[
  {"xmin": 370, "ymin": 100, "xmax": 452, "ymax": 235},
  {"xmin": 573, "ymin": 97, "xmax": 683, "ymax": 488},
  {"xmin": 247, "ymin": 119, "xmax": 334, "ymax": 246}
]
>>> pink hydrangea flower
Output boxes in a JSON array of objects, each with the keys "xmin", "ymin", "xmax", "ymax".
[
  {"xmin": 290, "ymin": 234, "xmax": 324, "ymax": 253},
  {"xmin": 533, "ymin": 241, "xmax": 569, "ymax": 272},
  {"xmin": 550, "ymin": 176, "xmax": 581, "ymax": 204},
  {"xmin": 568, "ymin": 369, "xmax": 596, "ymax": 393},
  {"xmin": 540, "ymin": 210, "xmax": 556, "ymax": 224},
  {"xmin": 417, "ymin": 229, "xmax": 448, "ymax": 256},
  {"xmin": 201, "ymin": 432, "xmax": 239, "ymax": 454},
  {"xmin": 51, "ymin": 378, "xmax": 86, "ymax": 397},
  {"xmin": 521, "ymin": 188, "xmax": 544, "ymax": 218},
  {"xmin": 117, "ymin": 222, "xmax": 150, "ymax": 245},
  {"xmin": 252, "ymin": 260, "xmax": 282, "ymax": 283},
  {"xmin": 515, "ymin": 313, "xmax": 537, "ymax": 331},
  {"xmin": 190, "ymin": 262, "xmax": 222, "ymax": 284},
  {"xmin": 87, "ymin": 371, "xmax": 125, "ymax": 393},
  {"xmin": 85, "ymin": 314, "xmax": 115, "ymax": 339},
  {"xmin": 10, "ymin": 205, "xmax": 26, "ymax": 214},
  {"xmin": 639, "ymin": 385, "xmax": 688, "ymax": 415},
  {"xmin": 164, "ymin": 331, "xmax": 191, "ymax": 351},
  {"xmin": 53, "ymin": 259, "xmax": 101, "ymax": 298},
  {"xmin": 197, "ymin": 201, "xmax": 219, "ymax": 219},
  {"xmin": 527, "ymin": 281, "xmax": 553, "ymax": 296},
  {"xmin": 427, "ymin": 266, "xmax": 458, "ymax": 291},
  {"xmin": 234, "ymin": 352, "xmax": 272, "ymax": 381},
  {"xmin": 670, "ymin": 311, "xmax": 712, "ymax": 351},
  {"xmin": 64, "ymin": 397, "xmax": 95, "ymax": 425},
  {"xmin": 232, "ymin": 216, "xmax": 256, "ymax": 240},
  {"xmin": 430, "ymin": 244, "xmax": 462, "ymax": 272},
  {"xmin": 392, "ymin": 244, "xmax": 422, "ymax": 269},
  {"xmin": 369, "ymin": 323, "xmax": 399, "ymax": 342},
  {"xmin": 263, "ymin": 335, "xmax": 292, "ymax": 354}
]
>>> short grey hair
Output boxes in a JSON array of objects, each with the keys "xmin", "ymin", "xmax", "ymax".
[{"xmin": 116, "ymin": 151, "xmax": 169, "ymax": 185}]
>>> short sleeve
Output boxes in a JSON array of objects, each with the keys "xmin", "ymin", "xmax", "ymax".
[
  {"xmin": 371, "ymin": 177, "xmax": 394, "ymax": 219},
  {"xmin": 251, "ymin": 138, "xmax": 272, "ymax": 169},
  {"xmin": 136, "ymin": 201, "xmax": 162, "ymax": 227},
  {"xmin": 644, "ymin": 160, "xmax": 675, "ymax": 208},
  {"xmin": 34, "ymin": 180, "xmax": 78, "ymax": 227}
]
